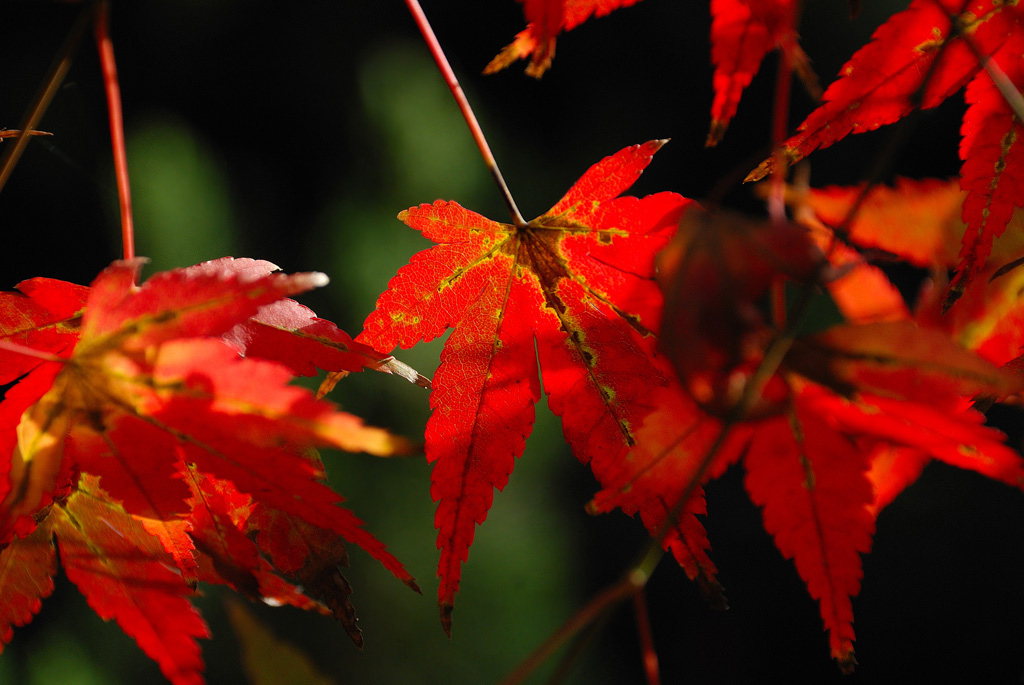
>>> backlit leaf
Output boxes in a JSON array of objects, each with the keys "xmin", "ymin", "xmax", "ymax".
[{"xmin": 357, "ymin": 141, "xmax": 690, "ymax": 630}]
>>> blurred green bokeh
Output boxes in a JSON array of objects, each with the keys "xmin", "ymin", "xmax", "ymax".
[{"xmin": 126, "ymin": 115, "xmax": 239, "ymax": 274}]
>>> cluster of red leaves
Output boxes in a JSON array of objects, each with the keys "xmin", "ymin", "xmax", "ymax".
[
  {"xmin": 0, "ymin": 258, "xmax": 423, "ymax": 683},
  {"xmin": 7, "ymin": 0, "xmax": 1024, "ymax": 680},
  {"xmin": 745, "ymin": 0, "xmax": 1024, "ymax": 307},
  {"xmin": 362, "ymin": 137, "xmax": 1024, "ymax": 668},
  {"xmin": 351, "ymin": 0, "xmax": 1024, "ymax": 672},
  {"xmin": 592, "ymin": 178, "xmax": 1024, "ymax": 669},
  {"xmin": 486, "ymin": 0, "xmax": 820, "ymax": 145},
  {"xmin": 492, "ymin": 0, "xmax": 1024, "ymax": 305},
  {"xmin": 484, "ymin": 0, "xmax": 645, "ymax": 77}
]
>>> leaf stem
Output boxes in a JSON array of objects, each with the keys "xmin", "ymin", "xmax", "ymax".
[
  {"xmin": 93, "ymin": 0, "xmax": 135, "ymax": 263},
  {"xmin": 500, "ymin": 574, "xmax": 638, "ymax": 685},
  {"xmin": 768, "ymin": 16, "xmax": 795, "ymax": 329},
  {"xmin": 0, "ymin": 0, "xmax": 96, "ymax": 195},
  {"xmin": 768, "ymin": 21, "xmax": 793, "ymax": 227},
  {"xmin": 632, "ymin": 589, "xmax": 660, "ymax": 685},
  {"xmin": 0, "ymin": 340, "xmax": 67, "ymax": 363},
  {"xmin": 401, "ymin": 0, "xmax": 527, "ymax": 228},
  {"xmin": 946, "ymin": 0, "xmax": 1024, "ymax": 123}
]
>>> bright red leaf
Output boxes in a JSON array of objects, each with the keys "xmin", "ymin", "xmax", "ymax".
[
  {"xmin": 0, "ymin": 277, "xmax": 88, "ymax": 384},
  {"xmin": 484, "ymin": 0, "xmax": 644, "ymax": 77},
  {"xmin": 745, "ymin": 399, "xmax": 873, "ymax": 670},
  {"xmin": 0, "ymin": 257, "xmax": 421, "ymax": 681},
  {"xmin": 356, "ymin": 141, "xmax": 691, "ymax": 630},
  {"xmin": 593, "ymin": 369, "xmax": 1023, "ymax": 670},
  {"xmin": 51, "ymin": 476, "xmax": 210, "ymax": 685},
  {"xmin": 708, "ymin": 0, "xmax": 819, "ymax": 146},
  {"xmin": 589, "ymin": 175, "xmax": 1024, "ymax": 669},
  {"xmin": 745, "ymin": 0, "xmax": 1024, "ymax": 305},
  {"xmin": 955, "ymin": 29, "xmax": 1024, "ymax": 304}
]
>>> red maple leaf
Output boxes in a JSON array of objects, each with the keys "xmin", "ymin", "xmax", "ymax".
[
  {"xmin": 593, "ymin": 332, "xmax": 1023, "ymax": 670},
  {"xmin": 745, "ymin": 0, "xmax": 1024, "ymax": 305},
  {"xmin": 592, "ymin": 185, "xmax": 1024, "ymax": 670},
  {"xmin": 0, "ymin": 257, "xmax": 421, "ymax": 683},
  {"xmin": 355, "ymin": 141, "xmax": 691, "ymax": 631},
  {"xmin": 707, "ymin": 0, "xmax": 819, "ymax": 146},
  {"xmin": 790, "ymin": 176, "xmax": 1024, "ymax": 365},
  {"xmin": 484, "ymin": 0, "xmax": 644, "ymax": 77}
]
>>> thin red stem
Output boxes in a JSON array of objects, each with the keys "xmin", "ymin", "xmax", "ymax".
[
  {"xmin": 401, "ymin": 0, "xmax": 527, "ymax": 228},
  {"xmin": 501, "ymin": 576, "xmax": 639, "ymax": 685},
  {"xmin": 0, "ymin": 340, "xmax": 66, "ymax": 363},
  {"xmin": 768, "ymin": 35, "xmax": 793, "ymax": 226},
  {"xmin": 769, "ymin": 39, "xmax": 794, "ymax": 329},
  {"xmin": 633, "ymin": 589, "xmax": 660, "ymax": 685},
  {"xmin": 94, "ymin": 0, "xmax": 135, "ymax": 263}
]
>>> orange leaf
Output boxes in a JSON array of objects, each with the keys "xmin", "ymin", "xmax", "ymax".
[
  {"xmin": 787, "ymin": 320, "xmax": 1023, "ymax": 409},
  {"xmin": 0, "ymin": 258, "xmax": 417, "ymax": 678},
  {"xmin": 51, "ymin": 476, "xmax": 210, "ymax": 685},
  {"xmin": 0, "ymin": 515, "xmax": 56, "ymax": 650}
]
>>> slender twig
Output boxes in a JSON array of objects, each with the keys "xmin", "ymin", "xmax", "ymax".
[
  {"xmin": 769, "ymin": 16, "xmax": 795, "ymax": 329},
  {"xmin": 767, "ymin": 10, "xmax": 794, "ymax": 227},
  {"xmin": 0, "ymin": 340, "xmax": 67, "ymax": 363},
  {"xmin": 0, "ymin": 1, "xmax": 97, "ymax": 195},
  {"xmin": 544, "ymin": 611, "xmax": 611, "ymax": 685},
  {"xmin": 401, "ymin": 0, "xmax": 527, "ymax": 228},
  {"xmin": 975, "ymin": 51, "xmax": 1024, "ymax": 123},
  {"xmin": 93, "ymin": 0, "xmax": 135, "ymax": 263},
  {"xmin": 633, "ymin": 589, "xmax": 660, "ymax": 685},
  {"xmin": 501, "ymin": 573, "xmax": 640, "ymax": 685},
  {"xmin": 944, "ymin": 0, "xmax": 1024, "ymax": 123}
]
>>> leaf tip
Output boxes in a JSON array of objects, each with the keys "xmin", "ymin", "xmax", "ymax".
[
  {"xmin": 698, "ymin": 576, "xmax": 729, "ymax": 612},
  {"xmin": 317, "ymin": 370, "xmax": 347, "ymax": 398},
  {"xmin": 744, "ymin": 161, "xmax": 771, "ymax": 184},
  {"xmin": 440, "ymin": 603, "xmax": 453, "ymax": 638},
  {"xmin": 706, "ymin": 121, "xmax": 726, "ymax": 148},
  {"xmin": 941, "ymin": 282, "xmax": 965, "ymax": 314},
  {"xmin": 378, "ymin": 356, "xmax": 432, "ymax": 390},
  {"xmin": 836, "ymin": 649, "xmax": 857, "ymax": 675},
  {"xmin": 305, "ymin": 272, "xmax": 330, "ymax": 289}
]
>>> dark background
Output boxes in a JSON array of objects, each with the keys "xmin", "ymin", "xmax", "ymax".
[{"xmin": 1, "ymin": 0, "xmax": 1022, "ymax": 683}]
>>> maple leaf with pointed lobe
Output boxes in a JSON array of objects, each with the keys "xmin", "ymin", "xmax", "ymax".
[
  {"xmin": 591, "ymin": 203, "xmax": 1024, "ymax": 671},
  {"xmin": 707, "ymin": 0, "xmax": 820, "ymax": 146},
  {"xmin": 0, "ymin": 257, "xmax": 421, "ymax": 683},
  {"xmin": 788, "ymin": 177, "xmax": 1024, "ymax": 361},
  {"xmin": 745, "ymin": 0, "xmax": 1024, "ymax": 306},
  {"xmin": 355, "ymin": 141, "xmax": 690, "ymax": 631},
  {"xmin": 484, "ymin": 0, "xmax": 643, "ymax": 77}
]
